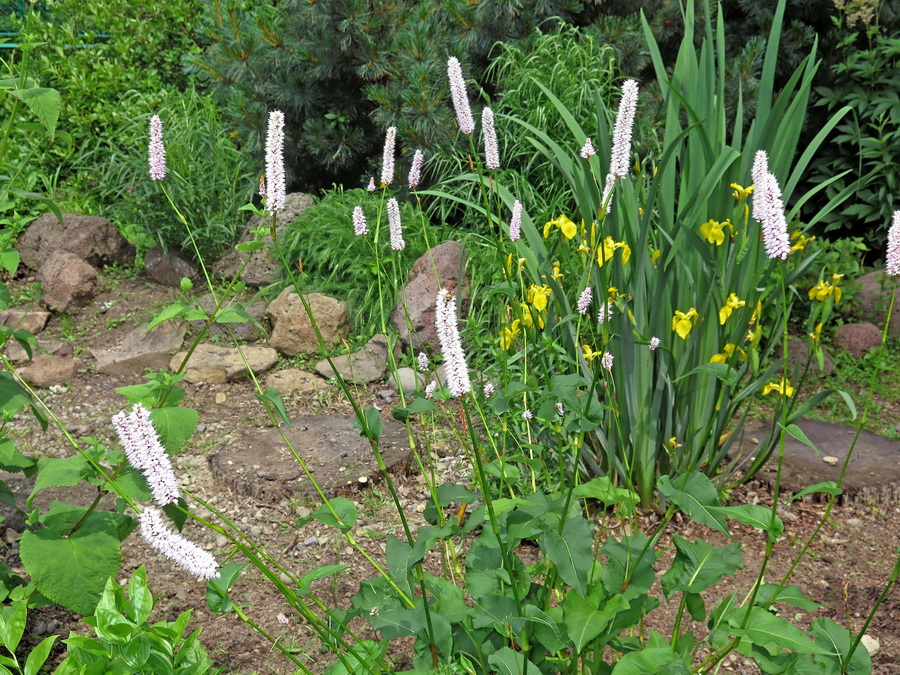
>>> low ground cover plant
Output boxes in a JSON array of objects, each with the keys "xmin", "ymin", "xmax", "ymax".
[{"xmin": 0, "ymin": 0, "xmax": 898, "ymax": 673}]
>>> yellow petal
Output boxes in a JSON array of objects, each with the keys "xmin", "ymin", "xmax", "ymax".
[{"xmin": 559, "ymin": 216, "xmax": 577, "ymax": 239}]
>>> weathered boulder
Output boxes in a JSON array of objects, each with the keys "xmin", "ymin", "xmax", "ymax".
[
  {"xmin": 391, "ymin": 241, "xmax": 465, "ymax": 351},
  {"xmin": 17, "ymin": 213, "xmax": 134, "ymax": 270},
  {"xmin": 315, "ymin": 334, "xmax": 391, "ymax": 384},
  {"xmin": 188, "ymin": 293, "xmax": 267, "ymax": 342},
  {"xmin": 0, "ymin": 310, "xmax": 50, "ymax": 334},
  {"xmin": 388, "ymin": 367, "xmax": 427, "ymax": 394},
  {"xmin": 214, "ymin": 192, "xmax": 315, "ymax": 286},
  {"xmin": 265, "ymin": 369, "xmax": 329, "ymax": 398},
  {"xmin": 267, "ymin": 290, "xmax": 348, "ymax": 356},
  {"xmin": 145, "ymin": 247, "xmax": 196, "ymax": 287},
  {"xmin": 854, "ymin": 270, "xmax": 900, "ymax": 338},
  {"xmin": 38, "ymin": 252, "xmax": 99, "ymax": 312},
  {"xmin": 834, "ymin": 322, "xmax": 883, "ymax": 358},
  {"xmin": 18, "ymin": 354, "xmax": 79, "ymax": 388},
  {"xmin": 92, "ymin": 322, "xmax": 187, "ymax": 376},
  {"xmin": 169, "ymin": 343, "xmax": 278, "ymax": 383}
]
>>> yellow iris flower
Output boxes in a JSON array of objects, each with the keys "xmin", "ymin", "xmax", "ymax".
[
  {"xmin": 527, "ymin": 284, "xmax": 550, "ymax": 311},
  {"xmin": 808, "ymin": 274, "xmax": 843, "ymax": 303},
  {"xmin": 762, "ymin": 378, "xmax": 794, "ymax": 398},
  {"xmin": 730, "ymin": 183, "xmax": 754, "ymax": 201},
  {"xmin": 543, "ymin": 214, "xmax": 577, "ymax": 239},
  {"xmin": 499, "ymin": 319, "xmax": 521, "ymax": 350},
  {"xmin": 809, "ymin": 322, "xmax": 823, "ymax": 344},
  {"xmin": 700, "ymin": 219, "xmax": 726, "ymax": 246},
  {"xmin": 582, "ymin": 345, "xmax": 602, "ymax": 362},
  {"xmin": 597, "ymin": 236, "xmax": 631, "ymax": 267},
  {"xmin": 672, "ymin": 308, "xmax": 699, "ymax": 340},
  {"xmin": 710, "ymin": 343, "xmax": 746, "ymax": 363},
  {"xmin": 719, "ymin": 292, "xmax": 746, "ymax": 325}
]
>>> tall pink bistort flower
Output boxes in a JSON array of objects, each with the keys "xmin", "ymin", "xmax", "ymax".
[
  {"xmin": 408, "ymin": 149, "xmax": 424, "ymax": 189},
  {"xmin": 148, "ymin": 115, "xmax": 166, "ymax": 181},
  {"xmin": 140, "ymin": 507, "xmax": 220, "ymax": 580},
  {"xmin": 367, "ymin": 177, "xmax": 376, "ymax": 192},
  {"xmin": 886, "ymin": 211, "xmax": 900, "ymax": 277},
  {"xmin": 577, "ymin": 286, "xmax": 592, "ymax": 315},
  {"xmin": 265, "ymin": 110, "xmax": 286, "ymax": 214},
  {"xmin": 509, "ymin": 200, "xmax": 523, "ymax": 242},
  {"xmin": 387, "ymin": 198, "xmax": 405, "ymax": 250},
  {"xmin": 600, "ymin": 79, "xmax": 639, "ymax": 215},
  {"xmin": 381, "ymin": 126, "xmax": 397, "ymax": 186},
  {"xmin": 482, "ymin": 107, "xmax": 500, "ymax": 170},
  {"xmin": 751, "ymin": 150, "xmax": 791, "ymax": 260},
  {"xmin": 112, "ymin": 403, "xmax": 180, "ymax": 507},
  {"xmin": 580, "ymin": 137, "xmax": 595, "ymax": 159},
  {"xmin": 352, "ymin": 206, "xmax": 368, "ymax": 236},
  {"xmin": 447, "ymin": 57, "xmax": 475, "ymax": 135},
  {"xmin": 435, "ymin": 289, "xmax": 471, "ymax": 398}
]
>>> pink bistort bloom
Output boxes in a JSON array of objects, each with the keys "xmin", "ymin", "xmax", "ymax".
[
  {"xmin": 352, "ymin": 206, "xmax": 368, "ymax": 236},
  {"xmin": 580, "ymin": 137, "xmax": 595, "ymax": 159},
  {"xmin": 577, "ymin": 287, "xmax": 592, "ymax": 315},
  {"xmin": 482, "ymin": 107, "xmax": 500, "ymax": 170},
  {"xmin": 509, "ymin": 200, "xmax": 523, "ymax": 242},
  {"xmin": 265, "ymin": 110, "xmax": 286, "ymax": 214},
  {"xmin": 600, "ymin": 79, "xmax": 639, "ymax": 215},
  {"xmin": 381, "ymin": 126, "xmax": 397, "ymax": 186},
  {"xmin": 751, "ymin": 151, "xmax": 791, "ymax": 260},
  {"xmin": 435, "ymin": 289, "xmax": 471, "ymax": 398},
  {"xmin": 408, "ymin": 149, "xmax": 424, "ymax": 189},
  {"xmin": 148, "ymin": 115, "xmax": 166, "ymax": 181},
  {"xmin": 387, "ymin": 198, "xmax": 405, "ymax": 250},
  {"xmin": 447, "ymin": 57, "xmax": 475, "ymax": 135},
  {"xmin": 140, "ymin": 507, "xmax": 219, "ymax": 580},
  {"xmin": 112, "ymin": 403, "xmax": 180, "ymax": 507},
  {"xmin": 886, "ymin": 211, "xmax": 900, "ymax": 277}
]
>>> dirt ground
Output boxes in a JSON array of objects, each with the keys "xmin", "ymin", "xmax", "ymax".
[{"xmin": 1, "ymin": 272, "xmax": 898, "ymax": 674}]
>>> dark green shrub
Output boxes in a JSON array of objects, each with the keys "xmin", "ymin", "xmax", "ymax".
[
  {"xmin": 186, "ymin": 0, "xmax": 584, "ymax": 194},
  {"xmin": 81, "ymin": 88, "xmax": 257, "ymax": 262}
]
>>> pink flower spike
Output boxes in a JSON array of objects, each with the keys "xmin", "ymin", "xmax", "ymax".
[
  {"xmin": 600, "ymin": 79, "xmax": 639, "ymax": 216},
  {"xmin": 140, "ymin": 507, "xmax": 220, "ymax": 580},
  {"xmin": 482, "ymin": 107, "xmax": 500, "ymax": 170},
  {"xmin": 112, "ymin": 403, "xmax": 180, "ymax": 507},
  {"xmin": 387, "ymin": 198, "xmax": 405, "ymax": 250},
  {"xmin": 601, "ymin": 352, "xmax": 614, "ymax": 371},
  {"xmin": 580, "ymin": 137, "xmax": 595, "ymax": 159},
  {"xmin": 509, "ymin": 200, "xmax": 522, "ymax": 242},
  {"xmin": 888, "ymin": 211, "xmax": 900, "ymax": 277},
  {"xmin": 381, "ymin": 126, "xmax": 397, "ymax": 186},
  {"xmin": 435, "ymin": 289, "xmax": 471, "ymax": 398},
  {"xmin": 417, "ymin": 351, "xmax": 429, "ymax": 371},
  {"xmin": 148, "ymin": 115, "xmax": 166, "ymax": 181},
  {"xmin": 352, "ymin": 206, "xmax": 368, "ymax": 236},
  {"xmin": 751, "ymin": 150, "xmax": 791, "ymax": 260},
  {"xmin": 577, "ymin": 286, "xmax": 592, "ymax": 315},
  {"xmin": 367, "ymin": 177, "xmax": 377, "ymax": 192},
  {"xmin": 408, "ymin": 149, "xmax": 424, "ymax": 189},
  {"xmin": 447, "ymin": 57, "xmax": 475, "ymax": 135},
  {"xmin": 649, "ymin": 336, "xmax": 660, "ymax": 351},
  {"xmin": 265, "ymin": 110, "xmax": 286, "ymax": 214}
]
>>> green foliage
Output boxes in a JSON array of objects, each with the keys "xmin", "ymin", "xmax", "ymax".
[
  {"xmin": 82, "ymin": 87, "xmax": 257, "ymax": 262},
  {"xmin": 187, "ymin": 0, "xmax": 584, "ymax": 192},
  {"xmin": 55, "ymin": 566, "xmax": 221, "ymax": 674},
  {"xmin": 280, "ymin": 187, "xmax": 446, "ymax": 335},
  {"xmin": 809, "ymin": 24, "xmax": 900, "ymax": 245}
]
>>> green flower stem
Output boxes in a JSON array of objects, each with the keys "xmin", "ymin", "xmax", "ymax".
[
  {"xmin": 842, "ymin": 546, "xmax": 900, "ymax": 671},
  {"xmin": 231, "ymin": 604, "xmax": 314, "ymax": 674}
]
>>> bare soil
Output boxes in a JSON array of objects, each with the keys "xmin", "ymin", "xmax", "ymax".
[{"xmin": 1, "ymin": 270, "xmax": 898, "ymax": 674}]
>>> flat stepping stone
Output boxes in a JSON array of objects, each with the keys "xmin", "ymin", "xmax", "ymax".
[
  {"xmin": 744, "ymin": 418, "xmax": 900, "ymax": 505},
  {"xmin": 207, "ymin": 414, "xmax": 411, "ymax": 503}
]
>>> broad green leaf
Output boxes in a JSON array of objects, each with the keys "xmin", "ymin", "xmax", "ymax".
[
  {"xmin": 150, "ymin": 407, "xmax": 198, "ymax": 455},
  {"xmin": 658, "ymin": 473, "xmax": 728, "ymax": 535},
  {"xmin": 0, "ymin": 250, "xmax": 18, "ymax": 276},
  {"xmin": 19, "ymin": 528, "xmax": 120, "ymax": 615},
  {"xmin": 23, "ymin": 635, "xmax": 57, "ymax": 675},
  {"xmin": 370, "ymin": 607, "xmax": 423, "ymax": 639},
  {"xmin": 714, "ymin": 504, "xmax": 784, "ymax": 541},
  {"xmin": 571, "ymin": 476, "xmax": 639, "ymax": 515},
  {"xmin": 12, "ymin": 329, "xmax": 38, "ymax": 362},
  {"xmin": 810, "ymin": 618, "xmax": 871, "ymax": 675},
  {"xmin": 435, "ymin": 482, "xmax": 478, "ymax": 506},
  {"xmin": 539, "ymin": 514, "xmax": 593, "ymax": 597},
  {"xmin": 661, "ymin": 536, "xmax": 743, "ymax": 599},
  {"xmin": 145, "ymin": 303, "xmax": 188, "ymax": 331},
  {"xmin": 28, "ymin": 455, "xmax": 92, "ymax": 507},
  {"xmin": 353, "ymin": 406, "xmax": 382, "ymax": 443},
  {"xmin": 0, "ymin": 438, "xmax": 36, "ymax": 472},
  {"xmin": 733, "ymin": 607, "xmax": 831, "ymax": 655},
  {"xmin": 386, "ymin": 536, "xmax": 425, "ymax": 598},
  {"xmin": 779, "ymin": 423, "xmax": 819, "ymax": 456},
  {"xmin": 40, "ymin": 502, "xmax": 136, "ymax": 542},
  {"xmin": 564, "ymin": 590, "xmax": 629, "ymax": 653},
  {"xmin": 2, "ymin": 600, "xmax": 25, "ymax": 653},
  {"xmin": 487, "ymin": 647, "xmax": 542, "ymax": 675},
  {"xmin": 8, "ymin": 87, "xmax": 59, "ymax": 138},
  {"xmin": 255, "ymin": 388, "xmax": 289, "ymax": 426},
  {"xmin": 296, "ymin": 564, "xmax": 348, "ymax": 596},
  {"xmin": 791, "ymin": 482, "xmax": 841, "ymax": 502},
  {"xmin": 310, "ymin": 497, "xmax": 357, "ymax": 532},
  {"xmin": 206, "ymin": 563, "xmax": 246, "ymax": 613},
  {"xmin": 235, "ymin": 240, "xmax": 265, "ymax": 252},
  {"xmin": 214, "ymin": 304, "xmax": 252, "ymax": 323},
  {"xmin": 756, "ymin": 584, "xmax": 821, "ymax": 612},
  {"xmin": 600, "ymin": 532, "xmax": 657, "ymax": 600},
  {"xmin": 406, "ymin": 397, "xmax": 438, "ymax": 414},
  {"xmin": 611, "ymin": 646, "xmax": 690, "ymax": 674}
]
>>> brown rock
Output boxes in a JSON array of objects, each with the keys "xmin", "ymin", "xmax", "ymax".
[
  {"xmin": 833, "ymin": 322, "xmax": 883, "ymax": 359},
  {"xmin": 267, "ymin": 290, "xmax": 349, "ymax": 356},
  {"xmin": 391, "ymin": 241, "xmax": 466, "ymax": 351},
  {"xmin": 92, "ymin": 322, "xmax": 187, "ymax": 375},
  {"xmin": 3, "ymin": 337, "xmax": 64, "ymax": 365},
  {"xmin": 18, "ymin": 354, "xmax": 79, "ymax": 387},
  {"xmin": 315, "ymin": 334, "xmax": 391, "ymax": 384},
  {"xmin": 17, "ymin": 213, "xmax": 134, "ymax": 270},
  {"xmin": 144, "ymin": 247, "xmax": 197, "ymax": 288},
  {"xmin": 214, "ymin": 193, "xmax": 315, "ymax": 287},
  {"xmin": 0, "ymin": 310, "xmax": 51, "ymax": 334},
  {"xmin": 854, "ymin": 270, "xmax": 900, "ymax": 337},
  {"xmin": 169, "ymin": 343, "xmax": 278, "ymax": 383},
  {"xmin": 38, "ymin": 252, "xmax": 99, "ymax": 312},
  {"xmin": 265, "ymin": 369, "xmax": 329, "ymax": 398},
  {"xmin": 188, "ymin": 293, "xmax": 268, "ymax": 342}
]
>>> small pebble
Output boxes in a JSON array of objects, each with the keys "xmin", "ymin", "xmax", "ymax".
[
  {"xmin": 846, "ymin": 518, "xmax": 863, "ymax": 527},
  {"xmin": 196, "ymin": 423, "xmax": 207, "ymax": 433},
  {"xmin": 216, "ymin": 535, "xmax": 229, "ymax": 548},
  {"xmin": 822, "ymin": 456, "xmax": 839, "ymax": 466},
  {"xmin": 861, "ymin": 635, "xmax": 880, "ymax": 657},
  {"xmin": 304, "ymin": 536, "xmax": 318, "ymax": 547},
  {"xmin": 215, "ymin": 392, "xmax": 227, "ymax": 404}
]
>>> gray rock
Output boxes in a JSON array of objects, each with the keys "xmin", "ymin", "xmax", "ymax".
[
  {"xmin": 388, "ymin": 367, "xmax": 426, "ymax": 394},
  {"xmin": 315, "ymin": 334, "xmax": 391, "ymax": 384},
  {"xmin": 833, "ymin": 322, "xmax": 883, "ymax": 359},
  {"xmin": 19, "ymin": 354, "xmax": 79, "ymax": 388},
  {"xmin": 188, "ymin": 293, "xmax": 267, "ymax": 342},
  {"xmin": 214, "ymin": 193, "xmax": 315, "ymax": 287},
  {"xmin": 265, "ymin": 368, "xmax": 328, "ymax": 398},
  {"xmin": 144, "ymin": 246, "xmax": 196, "ymax": 288},
  {"xmin": 38, "ymin": 251, "xmax": 99, "ymax": 312},
  {"xmin": 854, "ymin": 270, "xmax": 900, "ymax": 337},
  {"xmin": 169, "ymin": 343, "xmax": 278, "ymax": 383},
  {"xmin": 0, "ymin": 310, "xmax": 50, "ymax": 334},
  {"xmin": 267, "ymin": 289, "xmax": 349, "ymax": 356},
  {"xmin": 17, "ymin": 212, "xmax": 134, "ymax": 270},
  {"xmin": 92, "ymin": 322, "xmax": 187, "ymax": 375}
]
